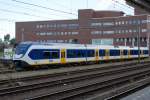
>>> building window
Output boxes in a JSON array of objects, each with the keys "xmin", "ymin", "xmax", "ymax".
[
  {"xmin": 68, "ymin": 24, "xmax": 79, "ymax": 29},
  {"xmin": 103, "ymin": 22, "xmax": 114, "ymax": 26},
  {"xmin": 36, "ymin": 25, "xmax": 39, "ymax": 28},
  {"xmin": 103, "ymin": 31, "xmax": 114, "ymax": 34},
  {"xmin": 122, "ymin": 21, "xmax": 124, "ymax": 24},
  {"xmin": 72, "ymin": 32, "xmax": 79, "ymax": 35},
  {"xmin": 142, "ymin": 20, "xmax": 147, "ymax": 23},
  {"xmin": 68, "ymin": 32, "xmax": 71, "ymax": 35},
  {"xmin": 116, "ymin": 38, "xmax": 119, "ymax": 42},
  {"xmin": 129, "ymin": 20, "xmax": 132, "ymax": 24},
  {"xmin": 129, "ymin": 38, "xmax": 131, "ymax": 42},
  {"xmin": 142, "ymin": 29, "xmax": 147, "ymax": 33},
  {"xmin": 119, "ymin": 21, "xmax": 121, "ymax": 25},
  {"xmin": 118, "ymin": 30, "xmax": 120, "ymax": 34},
  {"xmin": 92, "ymin": 39, "xmax": 113, "ymax": 45},
  {"xmin": 91, "ymin": 31, "xmax": 102, "ymax": 35},
  {"xmin": 64, "ymin": 32, "xmax": 67, "ymax": 35},
  {"xmin": 39, "ymin": 25, "xmax": 43, "ymax": 28},
  {"xmin": 47, "ymin": 32, "xmax": 52, "ymax": 35},
  {"xmin": 115, "ymin": 22, "xmax": 118, "ymax": 25},
  {"xmin": 91, "ymin": 22, "xmax": 102, "ymax": 26},
  {"xmin": 121, "ymin": 30, "xmax": 124, "ymax": 34},
  {"xmin": 36, "ymin": 32, "xmax": 39, "ymax": 35},
  {"xmin": 129, "ymin": 29, "xmax": 132, "ymax": 33},
  {"xmin": 61, "ymin": 32, "xmax": 64, "ymax": 35},
  {"xmin": 120, "ymin": 38, "xmax": 123, "ymax": 42},
  {"xmin": 133, "ymin": 29, "xmax": 137, "ymax": 33}
]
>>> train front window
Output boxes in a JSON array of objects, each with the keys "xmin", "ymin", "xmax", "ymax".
[{"xmin": 15, "ymin": 44, "xmax": 30, "ymax": 55}]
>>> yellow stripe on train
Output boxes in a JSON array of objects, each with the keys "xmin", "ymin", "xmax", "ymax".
[{"xmin": 61, "ymin": 49, "xmax": 66, "ymax": 64}]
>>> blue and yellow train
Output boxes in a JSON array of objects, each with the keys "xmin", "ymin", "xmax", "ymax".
[{"xmin": 13, "ymin": 42, "xmax": 149, "ymax": 70}]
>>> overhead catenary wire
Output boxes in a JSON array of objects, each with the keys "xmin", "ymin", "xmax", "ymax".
[
  {"xmin": 0, "ymin": 8, "xmax": 53, "ymax": 19},
  {"xmin": 112, "ymin": 0, "xmax": 134, "ymax": 10},
  {"xmin": 0, "ymin": 1, "xmax": 72, "ymax": 18},
  {"xmin": 110, "ymin": 0, "xmax": 134, "ymax": 14},
  {"xmin": 12, "ymin": 0, "xmax": 77, "ymax": 16},
  {"xmin": 45, "ymin": 0, "xmax": 77, "ymax": 12}
]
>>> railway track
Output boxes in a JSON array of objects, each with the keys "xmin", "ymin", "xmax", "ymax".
[
  {"xmin": 0, "ymin": 60, "xmax": 15, "ymax": 74},
  {"xmin": 104, "ymin": 76, "xmax": 150, "ymax": 100},
  {"xmin": 0, "ymin": 62, "xmax": 150, "ymax": 100},
  {"xmin": 26, "ymin": 65, "xmax": 150, "ymax": 100},
  {"xmin": 0, "ymin": 60, "xmax": 148, "ymax": 89}
]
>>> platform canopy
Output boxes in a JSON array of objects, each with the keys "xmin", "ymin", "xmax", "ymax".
[{"xmin": 126, "ymin": 0, "xmax": 150, "ymax": 12}]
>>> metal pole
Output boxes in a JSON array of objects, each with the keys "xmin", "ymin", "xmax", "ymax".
[
  {"xmin": 132, "ymin": 38, "xmax": 134, "ymax": 47},
  {"xmin": 147, "ymin": 33, "xmax": 149, "ymax": 56},
  {"xmin": 21, "ymin": 28, "xmax": 24, "ymax": 42},
  {"xmin": 138, "ymin": 27, "xmax": 140, "ymax": 63},
  {"xmin": 21, "ymin": 32, "xmax": 24, "ymax": 42},
  {"xmin": 125, "ymin": 38, "xmax": 126, "ymax": 46}
]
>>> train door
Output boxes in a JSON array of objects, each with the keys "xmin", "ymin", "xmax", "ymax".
[
  {"xmin": 95, "ymin": 49, "xmax": 99, "ymax": 61},
  {"xmin": 120, "ymin": 49, "xmax": 123, "ymax": 59},
  {"xmin": 128, "ymin": 50, "xmax": 131, "ymax": 59},
  {"xmin": 140, "ymin": 50, "xmax": 143, "ymax": 58},
  {"xmin": 61, "ymin": 49, "xmax": 66, "ymax": 64},
  {"xmin": 105, "ymin": 49, "xmax": 109, "ymax": 60}
]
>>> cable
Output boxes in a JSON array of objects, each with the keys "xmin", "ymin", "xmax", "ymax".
[
  {"xmin": 12, "ymin": 0, "xmax": 77, "ymax": 16},
  {"xmin": 112, "ymin": 0, "xmax": 134, "ymax": 12},
  {"xmin": 45, "ymin": 0, "xmax": 77, "ymax": 12},
  {"xmin": 0, "ymin": 1, "xmax": 71, "ymax": 18},
  {"xmin": 0, "ymin": 8, "xmax": 52, "ymax": 19},
  {"xmin": 112, "ymin": 0, "xmax": 134, "ymax": 10}
]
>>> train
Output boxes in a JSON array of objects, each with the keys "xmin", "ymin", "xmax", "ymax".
[{"xmin": 13, "ymin": 42, "xmax": 149, "ymax": 70}]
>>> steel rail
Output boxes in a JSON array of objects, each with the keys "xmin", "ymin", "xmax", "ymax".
[
  {"xmin": 0, "ymin": 63, "xmax": 148, "ymax": 94},
  {"xmin": 26, "ymin": 66, "xmax": 150, "ymax": 100},
  {"xmin": 0, "ymin": 63, "xmax": 149, "ymax": 100},
  {"xmin": 0, "ymin": 61, "xmax": 147, "ymax": 89}
]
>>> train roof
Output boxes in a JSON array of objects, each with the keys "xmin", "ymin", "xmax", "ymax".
[{"xmin": 19, "ymin": 42, "xmax": 148, "ymax": 49}]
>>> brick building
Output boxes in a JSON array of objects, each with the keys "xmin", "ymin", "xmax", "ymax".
[{"xmin": 16, "ymin": 9, "xmax": 150, "ymax": 47}]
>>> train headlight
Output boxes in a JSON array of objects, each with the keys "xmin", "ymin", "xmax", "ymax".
[{"xmin": 13, "ymin": 54, "xmax": 23, "ymax": 59}]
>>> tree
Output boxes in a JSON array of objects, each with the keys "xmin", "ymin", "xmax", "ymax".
[
  {"xmin": 10, "ymin": 38, "xmax": 16, "ymax": 45},
  {"xmin": 4, "ymin": 34, "xmax": 10, "ymax": 44},
  {"xmin": 0, "ymin": 38, "xmax": 2, "ymax": 44}
]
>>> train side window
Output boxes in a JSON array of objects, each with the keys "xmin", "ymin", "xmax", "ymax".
[
  {"xmin": 67, "ymin": 49, "xmax": 76, "ymax": 58},
  {"xmin": 81, "ymin": 50, "xmax": 86, "ymax": 57},
  {"xmin": 110, "ymin": 50, "xmax": 120, "ymax": 56},
  {"xmin": 44, "ymin": 51, "xmax": 59, "ymax": 59},
  {"xmin": 29, "ymin": 49, "xmax": 43, "ymax": 60},
  {"xmin": 76, "ymin": 50, "xmax": 82, "ymax": 57},
  {"xmin": 43, "ymin": 52, "xmax": 50, "ymax": 59},
  {"xmin": 123, "ymin": 50, "xmax": 128, "ymax": 55},
  {"xmin": 99, "ymin": 49, "xmax": 105, "ymax": 56},
  {"xmin": 67, "ymin": 49, "xmax": 86, "ymax": 58},
  {"xmin": 87, "ymin": 50, "xmax": 95, "ymax": 57},
  {"xmin": 144, "ymin": 50, "xmax": 148, "ymax": 54},
  {"xmin": 131, "ymin": 50, "xmax": 138, "ymax": 55},
  {"xmin": 51, "ymin": 52, "xmax": 59, "ymax": 59}
]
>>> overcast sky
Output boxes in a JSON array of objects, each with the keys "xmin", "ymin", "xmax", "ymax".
[{"xmin": 0, "ymin": 0, "xmax": 134, "ymax": 39}]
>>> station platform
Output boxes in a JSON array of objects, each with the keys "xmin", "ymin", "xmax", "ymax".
[{"xmin": 121, "ymin": 85, "xmax": 150, "ymax": 100}]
